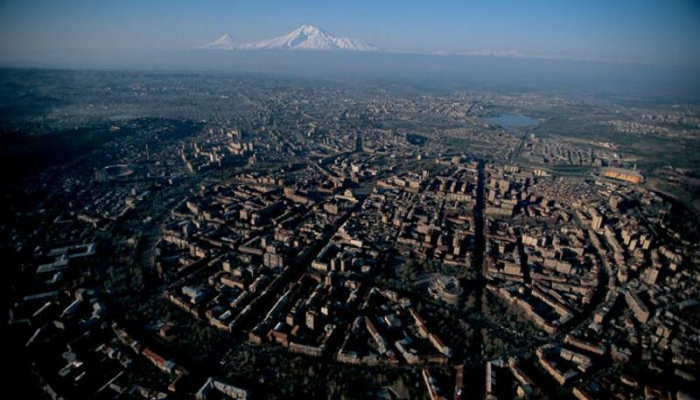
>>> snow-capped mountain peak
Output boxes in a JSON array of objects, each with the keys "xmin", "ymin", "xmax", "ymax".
[
  {"xmin": 202, "ymin": 25, "xmax": 380, "ymax": 52},
  {"xmin": 201, "ymin": 33, "xmax": 239, "ymax": 50},
  {"xmin": 295, "ymin": 24, "xmax": 325, "ymax": 36}
]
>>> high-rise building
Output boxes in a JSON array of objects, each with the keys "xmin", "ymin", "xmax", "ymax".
[{"xmin": 591, "ymin": 210, "xmax": 604, "ymax": 230}]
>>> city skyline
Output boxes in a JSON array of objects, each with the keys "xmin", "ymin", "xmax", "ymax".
[{"xmin": 2, "ymin": 2, "xmax": 700, "ymax": 399}]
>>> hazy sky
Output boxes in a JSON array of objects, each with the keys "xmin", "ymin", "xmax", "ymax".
[{"xmin": 0, "ymin": 0, "xmax": 699, "ymax": 66}]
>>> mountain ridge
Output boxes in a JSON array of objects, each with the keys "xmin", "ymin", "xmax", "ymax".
[
  {"xmin": 201, "ymin": 33, "xmax": 238, "ymax": 50},
  {"xmin": 201, "ymin": 24, "xmax": 380, "ymax": 52}
]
